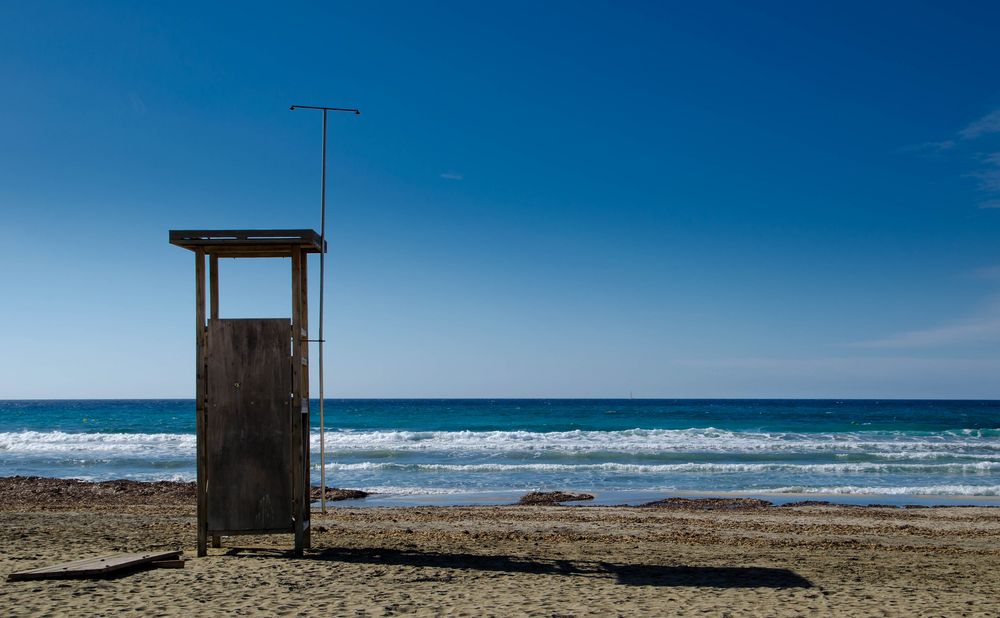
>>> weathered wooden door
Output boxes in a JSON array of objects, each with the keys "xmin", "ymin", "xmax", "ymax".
[{"xmin": 206, "ymin": 318, "xmax": 292, "ymax": 532}]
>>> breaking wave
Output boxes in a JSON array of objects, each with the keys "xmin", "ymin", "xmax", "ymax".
[
  {"xmin": 0, "ymin": 431, "xmax": 196, "ymax": 457},
  {"xmin": 318, "ymin": 461, "xmax": 1000, "ymax": 474},
  {"xmin": 315, "ymin": 427, "xmax": 1000, "ymax": 456},
  {"xmin": 768, "ymin": 484, "xmax": 1000, "ymax": 496},
  {"xmin": 2, "ymin": 427, "xmax": 999, "ymax": 459}
]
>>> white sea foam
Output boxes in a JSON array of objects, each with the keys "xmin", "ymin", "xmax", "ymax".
[
  {"xmin": 344, "ymin": 486, "xmax": 481, "ymax": 496},
  {"xmin": 768, "ymin": 484, "xmax": 1000, "ymax": 496},
  {"xmin": 319, "ymin": 461, "xmax": 1000, "ymax": 474},
  {"xmin": 4, "ymin": 429, "xmax": 999, "ymax": 496},
  {"xmin": 63, "ymin": 472, "xmax": 198, "ymax": 483},
  {"xmin": 2, "ymin": 428, "xmax": 999, "ymax": 459},
  {"xmin": 0, "ymin": 431, "xmax": 196, "ymax": 456},
  {"xmin": 313, "ymin": 428, "xmax": 1000, "ymax": 459},
  {"xmin": 326, "ymin": 484, "xmax": 1000, "ymax": 497}
]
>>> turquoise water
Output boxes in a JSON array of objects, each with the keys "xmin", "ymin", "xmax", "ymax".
[{"xmin": 1, "ymin": 399, "xmax": 999, "ymax": 501}]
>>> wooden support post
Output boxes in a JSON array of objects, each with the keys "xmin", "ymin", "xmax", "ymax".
[
  {"xmin": 299, "ymin": 249, "xmax": 311, "ymax": 549},
  {"xmin": 290, "ymin": 248, "xmax": 304, "ymax": 557},
  {"xmin": 195, "ymin": 248, "xmax": 208, "ymax": 558},
  {"xmin": 208, "ymin": 255, "xmax": 219, "ymax": 551},
  {"xmin": 209, "ymin": 254, "xmax": 219, "ymax": 320}
]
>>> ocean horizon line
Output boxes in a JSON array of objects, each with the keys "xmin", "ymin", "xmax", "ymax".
[{"xmin": 3, "ymin": 396, "xmax": 1000, "ymax": 402}]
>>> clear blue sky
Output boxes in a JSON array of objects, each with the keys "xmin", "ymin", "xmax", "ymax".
[{"xmin": 2, "ymin": 1, "xmax": 999, "ymax": 398}]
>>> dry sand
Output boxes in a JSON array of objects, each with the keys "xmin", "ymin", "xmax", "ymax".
[{"xmin": 1, "ymin": 478, "xmax": 999, "ymax": 617}]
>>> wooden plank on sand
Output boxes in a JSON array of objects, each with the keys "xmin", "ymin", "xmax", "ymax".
[{"xmin": 7, "ymin": 551, "xmax": 182, "ymax": 581}]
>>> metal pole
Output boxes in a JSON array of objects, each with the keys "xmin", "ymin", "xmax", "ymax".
[
  {"xmin": 318, "ymin": 109, "xmax": 328, "ymax": 513},
  {"xmin": 290, "ymin": 104, "xmax": 360, "ymax": 515}
]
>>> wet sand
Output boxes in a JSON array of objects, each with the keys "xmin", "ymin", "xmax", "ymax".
[{"xmin": 1, "ymin": 478, "xmax": 999, "ymax": 616}]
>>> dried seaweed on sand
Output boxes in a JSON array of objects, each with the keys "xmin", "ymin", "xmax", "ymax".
[{"xmin": 517, "ymin": 491, "xmax": 595, "ymax": 505}]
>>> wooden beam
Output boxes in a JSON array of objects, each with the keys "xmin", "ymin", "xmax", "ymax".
[
  {"xmin": 169, "ymin": 230, "xmax": 324, "ymax": 255},
  {"xmin": 207, "ymin": 527, "xmax": 295, "ymax": 536},
  {"xmin": 170, "ymin": 229, "xmax": 320, "ymax": 242},
  {"xmin": 174, "ymin": 239, "xmax": 321, "ymax": 248},
  {"xmin": 209, "ymin": 254, "xmax": 219, "ymax": 320},
  {"xmin": 299, "ymin": 248, "xmax": 311, "ymax": 549},
  {"xmin": 290, "ymin": 248, "xmax": 304, "ymax": 557},
  {"xmin": 195, "ymin": 248, "xmax": 207, "ymax": 558}
]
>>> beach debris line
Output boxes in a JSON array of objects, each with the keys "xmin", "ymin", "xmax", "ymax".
[
  {"xmin": 309, "ymin": 486, "xmax": 369, "ymax": 501},
  {"xmin": 642, "ymin": 497, "xmax": 773, "ymax": 510},
  {"xmin": 0, "ymin": 476, "xmax": 197, "ymax": 509},
  {"xmin": 779, "ymin": 500, "xmax": 836, "ymax": 508},
  {"xmin": 7, "ymin": 551, "xmax": 183, "ymax": 581},
  {"xmin": 517, "ymin": 491, "xmax": 595, "ymax": 505},
  {"xmin": 0, "ymin": 477, "xmax": 372, "ymax": 510}
]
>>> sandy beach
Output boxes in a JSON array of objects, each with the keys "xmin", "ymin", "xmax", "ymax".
[{"xmin": 0, "ymin": 478, "xmax": 997, "ymax": 616}]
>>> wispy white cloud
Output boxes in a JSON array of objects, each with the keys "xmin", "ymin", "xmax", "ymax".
[
  {"xmin": 898, "ymin": 139, "xmax": 955, "ymax": 154},
  {"xmin": 440, "ymin": 171, "xmax": 464, "ymax": 180},
  {"xmin": 904, "ymin": 108, "xmax": 1000, "ymax": 151},
  {"xmin": 972, "ymin": 265, "xmax": 1000, "ymax": 280},
  {"xmin": 846, "ymin": 297, "xmax": 1000, "ymax": 349},
  {"xmin": 969, "ymin": 152, "xmax": 1000, "ymax": 192},
  {"xmin": 128, "ymin": 93, "xmax": 146, "ymax": 115},
  {"xmin": 903, "ymin": 109, "xmax": 1000, "ymax": 208},
  {"xmin": 959, "ymin": 109, "xmax": 1000, "ymax": 140}
]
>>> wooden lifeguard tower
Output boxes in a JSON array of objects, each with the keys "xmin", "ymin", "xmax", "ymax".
[{"xmin": 170, "ymin": 229, "xmax": 323, "ymax": 557}]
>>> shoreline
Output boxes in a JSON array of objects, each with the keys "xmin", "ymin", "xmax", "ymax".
[
  {"xmin": 3, "ymin": 476, "xmax": 999, "ymax": 511},
  {"xmin": 347, "ymin": 487, "xmax": 1000, "ymax": 508}
]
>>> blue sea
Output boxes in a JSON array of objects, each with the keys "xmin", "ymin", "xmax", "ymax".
[{"xmin": 2, "ymin": 399, "xmax": 999, "ymax": 504}]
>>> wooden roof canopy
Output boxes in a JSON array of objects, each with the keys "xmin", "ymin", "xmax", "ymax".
[{"xmin": 169, "ymin": 229, "xmax": 324, "ymax": 258}]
